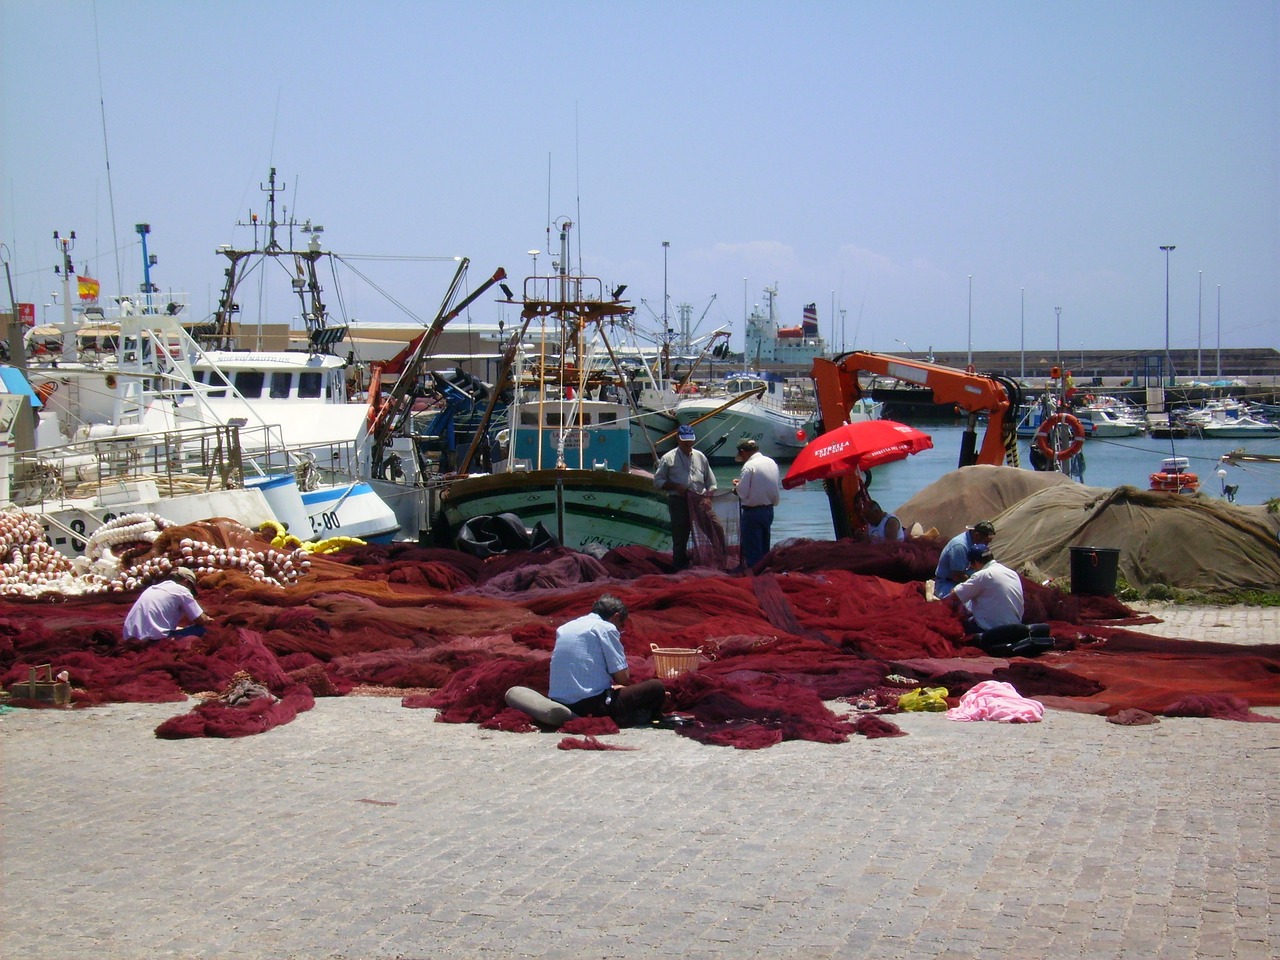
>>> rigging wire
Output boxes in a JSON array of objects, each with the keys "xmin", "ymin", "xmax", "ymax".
[{"xmin": 91, "ymin": 0, "xmax": 122, "ymax": 296}]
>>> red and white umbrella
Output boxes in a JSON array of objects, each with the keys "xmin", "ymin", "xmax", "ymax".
[{"xmin": 782, "ymin": 420, "xmax": 933, "ymax": 489}]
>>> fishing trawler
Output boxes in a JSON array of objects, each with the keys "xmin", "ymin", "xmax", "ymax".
[
  {"xmin": 429, "ymin": 219, "xmax": 671, "ymax": 553},
  {"xmin": 21, "ymin": 179, "xmax": 400, "ymax": 544}
]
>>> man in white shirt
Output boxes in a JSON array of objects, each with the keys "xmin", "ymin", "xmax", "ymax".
[
  {"xmin": 732, "ymin": 439, "xmax": 781, "ymax": 568},
  {"xmin": 653, "ymin": 425, "xmax": 724, "ymax": 570},
  {"xmin": 123, "ymin": 568, "xmax": 209, "ymax": 642},
  {"xmin": 947, "ymin": 545, "xmax": 1025, "ymax": 634}
]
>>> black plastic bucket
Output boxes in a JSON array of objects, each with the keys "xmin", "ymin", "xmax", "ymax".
[{"xmin": 1070, "ymin": 546, "xmax": 1120, "ymax": 596}]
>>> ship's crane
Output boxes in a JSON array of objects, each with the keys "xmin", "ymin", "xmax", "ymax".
[{"xmin": 809, "ymin": 351, "xmax": 1022, "ymax": 539}]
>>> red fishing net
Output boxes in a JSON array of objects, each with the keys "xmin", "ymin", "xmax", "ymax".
[{"xmin": 1, "ymin": 525, "xmax": 1276, "ymax": 745}]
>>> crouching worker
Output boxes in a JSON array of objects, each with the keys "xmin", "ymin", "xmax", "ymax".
[
  {"xmin": 123, "ymin": 567, "xmax": 209, "ymax": 642},
  {"xmin": 549, "ymin": 594, "xmax": 668, "ymax": 727},
  {"xmin": 945, "ymin": 544, "xmax": 1024, "ymax": 636}
]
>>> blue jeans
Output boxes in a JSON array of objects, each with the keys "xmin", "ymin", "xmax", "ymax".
[{"xmin": 739, "ymin": 504, "xmax": 774, "ymax": 568}]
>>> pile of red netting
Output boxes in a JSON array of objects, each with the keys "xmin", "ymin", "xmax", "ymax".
[{"xmin": 2, "ymin": 526, "xmax": 1277, "ymax": 746}]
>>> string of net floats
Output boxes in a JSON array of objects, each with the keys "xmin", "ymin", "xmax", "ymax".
[{"xmin": 1, "ymin": 514, "xmax": 1277, "ymax": 746}]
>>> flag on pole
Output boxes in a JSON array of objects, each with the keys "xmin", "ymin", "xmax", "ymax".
[{"xmin": 77, "ymin": 273, "xmax": 101, "ymax": 303}]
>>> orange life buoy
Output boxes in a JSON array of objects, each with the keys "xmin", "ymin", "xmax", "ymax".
[
  {"xmin": 1149, "ymin": 472, "xmax": 1199, "ymax": 493},
  {"xmin": 1034, "ymin": 413, "xmax": 1086, "ymax": 461}
]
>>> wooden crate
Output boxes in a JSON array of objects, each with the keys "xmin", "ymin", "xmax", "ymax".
[{"xmin": 8, "ymin": 664, "xmax": 71, "ymax": 706}]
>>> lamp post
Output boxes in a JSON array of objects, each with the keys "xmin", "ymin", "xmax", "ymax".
[
  {"xmin": 1160, "ymin": 245, "xmax": 1176, "ymax": 385},
  {"xmin": 1055, "ymin": 305, "xmax": 1061, "ymax": 377},
  {"xmin": 1197, "ymin": 270, "xmax": 1203, "ymax": 379},
  {"xmin": 1019, "ymin": 288, "xmax": 1025, "ymax": 380},
  {"xmin": 967, "ymin": 275, "xmax": 973, "ymax": 367},
  {"xmin": 1216, "ymin": 284, "xmax": 1221, "ymax": 378}
]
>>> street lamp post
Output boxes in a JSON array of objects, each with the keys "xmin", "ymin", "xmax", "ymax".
[
  {"xmin": 1197, "ymin": 270, "xmax": 1203, "ymax": 379},
  {"xmin": 1019, "ymin": 288, "xmax": 1025, "ymax": 380},
  {"xmin": 1160, "ymin": 245, "xmax": 1176, "ymax": 385},
  {"xmin": 967, "ymin": 275, "xmax": 973, "ymax": 367},
  {"xmin": 1216, "ymin": 284, "xmax": 1222, "ymax": 378}
]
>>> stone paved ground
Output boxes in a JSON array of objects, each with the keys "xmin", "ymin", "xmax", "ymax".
[{"xmin": 3, "ymin": 605, "xmax": 1278, "ymax": 960}]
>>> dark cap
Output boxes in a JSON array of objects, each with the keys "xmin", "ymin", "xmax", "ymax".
[
  {"xmin": 736, "ymin": 438, "xmax": 758, "ymax": 453},
  {"xmin": 968, "ymin": 544, "xmax": 993, "ymax": 564},
  {"xmin": 973, "ymin": 520, "xmax": 996, "ymax": 537}
]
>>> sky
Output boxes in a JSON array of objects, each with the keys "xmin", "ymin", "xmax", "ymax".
[{"xmin": 2, "ymin": 0, "xmax": 1277, "ymax": 361}]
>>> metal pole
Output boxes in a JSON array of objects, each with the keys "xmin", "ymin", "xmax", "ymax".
[
  {"xmin": 1216, "ymin": 284, "xmax": 1221, "ymax": 378},
  {"xmin": 1055, "ymin": 306, "xmax": 1061, "ymax": 377},
  {"xmin": 1019, "ymin": 287, "xmax": 1025, "ymax": 380},
  {"xmin": 1160, "ymin": 245, "xmax": 1176, "ymax": 385},
  {"xmin": 1197, "ymin": 270, "xmax": 1202, "ymax": 378},
  {"xmin": 967, "ymin": 275, "xmax": 973, "ymax": 367}
]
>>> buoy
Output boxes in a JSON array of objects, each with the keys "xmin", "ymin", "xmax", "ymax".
[{"xmin": 1034, "ymin": 413, "xmax": 1086, "ymax": 461}]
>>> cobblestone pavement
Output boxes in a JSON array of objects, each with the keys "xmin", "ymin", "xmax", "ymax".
[{"xmin": 3, "ymin": 605, "xmax": 1278, "ymax": 960}]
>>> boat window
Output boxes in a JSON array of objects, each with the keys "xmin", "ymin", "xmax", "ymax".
[
  {"xmin": 269, "ymin": 372, "xmax": 292, "ymax": 399},
  {"xmin": 521, "ymin": 410, "xmax": 538, "ymax": 426},
  {"xmin": 298, "ymin": 372, "xmax": 323, "ymax": 399},
  {"xmin": 234, "ymin": 370, "xmax": 265, "ymax": 398},
  {"xmin": 599, "ymin": 411, "xmax": 617, "ymax": 425},
  {"xmin": 546, "ymin": 412, "xmax": 563, "ymax": 427},
  {"xmin": 207, "ymin": 370, "xmax": 228, "ymax": 398},
  {"xmin": 193, "ymin": 371, "xmax": 205, "ymax": 384}
]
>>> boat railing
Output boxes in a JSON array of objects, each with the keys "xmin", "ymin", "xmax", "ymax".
[
  {"xmin": 521, "ymin": 274, "xmax": 606, "ymax": 304},
  {"xmin": 9, "ymin": 422, "xmax": 248, "ymax": 509}
]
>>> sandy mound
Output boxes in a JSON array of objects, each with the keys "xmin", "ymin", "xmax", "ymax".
[{"xmin": 898, "ymin": 465, "xmax": 1075, "ymax": 541}]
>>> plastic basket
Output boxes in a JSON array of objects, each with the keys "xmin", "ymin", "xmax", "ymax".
[{"xmin": 650, "ymin": 644, "xmax": 703, "ymax": 680}]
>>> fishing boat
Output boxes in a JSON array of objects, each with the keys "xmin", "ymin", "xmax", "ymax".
[
  {"xmin": 24, "ymin": 182, "xmax": 400, "ymax": 544},
  {"xmin": 428, "ymin": 219, "xmax": 671, "ymax": 553}
]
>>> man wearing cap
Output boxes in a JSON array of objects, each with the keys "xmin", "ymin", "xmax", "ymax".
[
  {"xmin": 123, "ymin": 568, "xmax": 209, "ymax": 642},
  {"xmin": 933, "ymin": 520, "xmax": 996, "ymax": 598},
  {"xmin": 654, "ymin": 424, "xmax": 723, "ymax": 570},
  {"xmin": 732, "ymin": 438, "xmax": 780, "ymax": 568},
  {"xmin": 947, "ymin": 544, "xmax": 1025, "ymax": 634}
]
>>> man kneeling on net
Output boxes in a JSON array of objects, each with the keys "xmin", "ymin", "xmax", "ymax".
[
  {"xmin": 945, "ymin": 545, "xmax": 1053, "ymax": 657},
  {"xmin": 548, "ymin": 594, "xmax": 670, "ymax": 727}
]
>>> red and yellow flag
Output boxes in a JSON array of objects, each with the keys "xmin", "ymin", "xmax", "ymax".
[{"xmin": 77, "ymin": 273, "xmax": 100, "ymax": 302}]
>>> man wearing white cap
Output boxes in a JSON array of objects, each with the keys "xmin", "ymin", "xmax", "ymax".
[
  {"xmin": 653, "ymin": 424, "xmax": 723, "ymax": 570},
  {"xmin": 123, "ymin": 567, "xmax": 209, "ymax": 642}
]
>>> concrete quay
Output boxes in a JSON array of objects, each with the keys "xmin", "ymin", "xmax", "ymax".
[{"xmin": 3, "ymin": 604, "xmax": 1278, "ymax": 960}]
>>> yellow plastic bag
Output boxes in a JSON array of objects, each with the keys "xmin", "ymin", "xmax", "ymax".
[{"xmin": 897, "ymin": 686, "xmax": 950, "ymax": 712}]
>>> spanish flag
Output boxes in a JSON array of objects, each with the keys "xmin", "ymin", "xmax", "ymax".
[{"xmin": 77, "ymin": 273, "xmax": 100, "ymax": 302}]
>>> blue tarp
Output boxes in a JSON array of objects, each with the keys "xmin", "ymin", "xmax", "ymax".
[{"xmin": 0, "ymin": 366, "xmax": 41, "ymax": 408}]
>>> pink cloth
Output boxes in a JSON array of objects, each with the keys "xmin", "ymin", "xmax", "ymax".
[{"xmin": 946, "ymin": 680, "xmax": 1044, "ymax": 723}]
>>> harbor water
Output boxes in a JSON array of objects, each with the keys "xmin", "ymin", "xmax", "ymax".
[{"xmin": 713, "ymin": 423, "xmax": 1280, "ymax": 543}]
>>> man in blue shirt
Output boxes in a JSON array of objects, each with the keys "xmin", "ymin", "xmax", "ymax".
[
  {"xmin": 549, "ymin": 594, "xmax": 668, "ymax": 727},
  {"xmin": 934, "ymin": 520, "xmax": 995, "ymax": 598}
]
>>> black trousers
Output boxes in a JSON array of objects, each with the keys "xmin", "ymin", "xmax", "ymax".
[{"xmin": 566, "ymin": 679, "xmax": 667, "ymax": 727}]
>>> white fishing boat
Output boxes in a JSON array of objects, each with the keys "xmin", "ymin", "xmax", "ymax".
[
  {"xmin": 429, "ymin": 219, "xmax": 671, "ymax": 553},
  {"xmin": 24, "ymin": 181, "xmax": 400, "ymax": 544},
  {"xmin": 671, "ymin": 371, "xmax": 879, "ymax": 465}
]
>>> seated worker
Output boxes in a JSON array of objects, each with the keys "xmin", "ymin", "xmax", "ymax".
[
  {"xmin": 946, "ymin": 544, "xmax": 1025, "ymax": 635},
  {"xmin": 123, "ymin": 567, "xmax": 209, "ymax": 642},
  {"xmin": 934, "ymin": 520, "xmax": 996, "ymax": 597},
  {"xmin": 864, "ymin": 500, "xmax": 904, "ymax": 542},
  {"xmin": 548, "ymin": 594, "xmax": 669, "ymax": 727}
]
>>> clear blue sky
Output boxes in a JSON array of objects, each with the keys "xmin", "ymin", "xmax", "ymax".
[{"xmin": 3, "ymin": 1, "xmax": 1276, "ymax": 360}]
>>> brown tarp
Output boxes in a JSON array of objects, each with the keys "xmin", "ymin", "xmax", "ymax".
[{"xmin": 900, "ymin": 466, "xmax": 1280, "ymax": 594}]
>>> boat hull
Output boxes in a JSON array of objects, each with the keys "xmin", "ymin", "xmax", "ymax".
[{"xmin": 437, "ymin": 469, "xmax": 671, "ymax": 552}]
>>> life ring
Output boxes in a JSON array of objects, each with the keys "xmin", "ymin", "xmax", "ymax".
[
  {"xmin": 1149, "ymin": 472, "xmax": 1199, "ymax": 493},
  {"xmin": 1034, "ymin": 413, "xmax": 1086, "ymax": 461}
]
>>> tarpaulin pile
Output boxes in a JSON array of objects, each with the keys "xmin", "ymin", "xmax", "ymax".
[{"xmin": 2, "ymin": 524, "xmax": 1277, "ymax": 747}]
